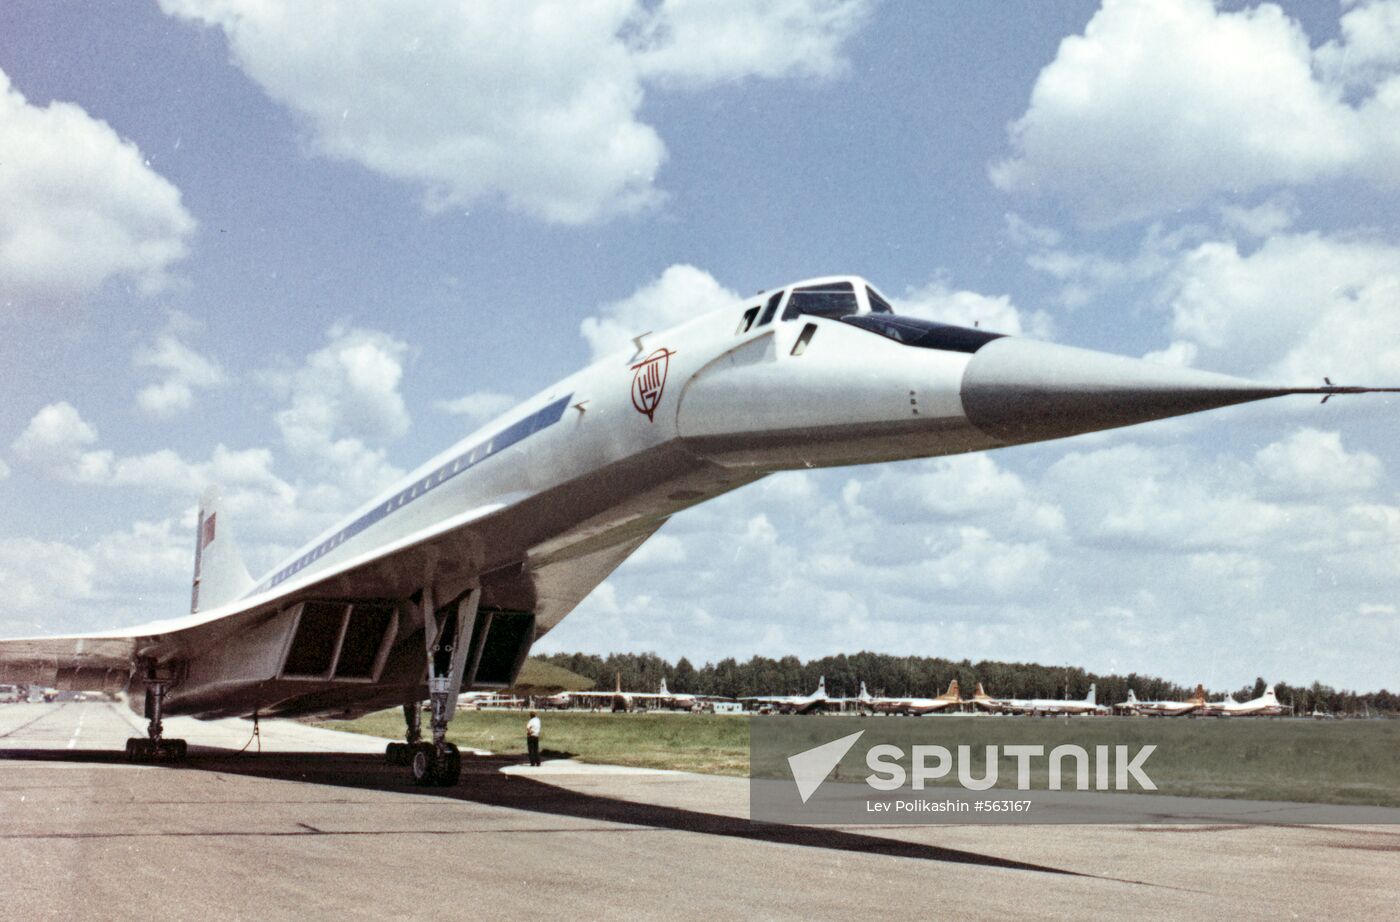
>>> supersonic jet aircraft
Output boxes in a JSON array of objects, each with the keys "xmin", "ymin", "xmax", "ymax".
[{"xmin": 0, "ymin": 275, "xmax": 1390, "ymax": 784}]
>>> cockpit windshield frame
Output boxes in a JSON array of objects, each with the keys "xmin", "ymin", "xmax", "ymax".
[
  {"xmin": 781, "ymin": 281, "xmax": 860, "ymax": 322},
  {"xmin": 756, "ymin": 290, "xmax": 784, "ymax": 327},
  {"xmin": 865, "ymin": 286, "xmax": 895, "ymax": 315}
]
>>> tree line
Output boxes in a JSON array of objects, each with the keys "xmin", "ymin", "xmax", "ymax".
[{"xmin": 535, "ymin": 651, "xmax": 1398, "ymax": 716}]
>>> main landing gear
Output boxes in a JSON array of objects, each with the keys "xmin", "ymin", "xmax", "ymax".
[
  {"xmin": 385, "ymin": 586, "xmax": 479, "ymax": 787},
  {"xmin": 126, "ymin": 670, "xmax": 187, "ymax": 763},
  {"xmin": 385, "ymin": 700, "xmax": 459, "ymax": 784}
]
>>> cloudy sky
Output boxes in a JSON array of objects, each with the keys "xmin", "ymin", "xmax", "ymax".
[{"xmin": 2, "ymin": 0, "xmax": 1398, "ymax": 691}]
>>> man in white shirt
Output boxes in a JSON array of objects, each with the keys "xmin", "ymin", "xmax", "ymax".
[{"xmin": 525, "ymin": 711, "xmax": 542, "ymax": 766}]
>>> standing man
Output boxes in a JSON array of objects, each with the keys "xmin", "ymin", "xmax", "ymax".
[{"xmin": 525, "ymin": 710, "xmax": 542, "ymax": 766}]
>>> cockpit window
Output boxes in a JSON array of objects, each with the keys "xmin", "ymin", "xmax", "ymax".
[
  {"xmin": 757, "ymin": 290, "xmax": 784, "ymax": 327},
  {"xmin": 840, "ymin": 314, "xmax": 1004, "ymax": 354},
  {"xmin": 866, "ymin": 287, "xmax": 894, "ymax": 314},
  {"xmin": 782, "ymin": 281, "xmax": 859, "ymax": 321}
]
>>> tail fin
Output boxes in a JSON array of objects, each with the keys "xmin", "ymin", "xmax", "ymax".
[
  {"xmin": 659, "ymin": 677, "xmax": 670, "ymax": 696},
  {"xmin": 974, "ymin": 682, "xmax": 989, "ymax": 699},
  {"xmin": 858, "ymin": 681, "xmax": 870, "ymax": 701},
  {"xmin": 814, "ymin": 676, "xmax": 826, "ymax": 697},
  {"xmin": 943, "ymin": 680, "xmax": 961, "ymax": 701},
  {"xmin": 1127, "ymin": 689, "xmax": 1138, "ymax": 704},
  {"xmin": 191, "ymin": 487, "xmax": 254, "ymax": 613},
  {"xmin": 1086, "ymin": 683, "xmax": 1097, "ymax": 705}
]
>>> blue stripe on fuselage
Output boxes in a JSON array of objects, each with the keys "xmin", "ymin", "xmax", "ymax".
[{"xmin": 250, "ymin": 394, "xmax": 573, "ymax": 595}]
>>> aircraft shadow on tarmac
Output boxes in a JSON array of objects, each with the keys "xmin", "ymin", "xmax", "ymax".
[{"xmin": 2, "ymin": 746, "xmax": 1099, "ymax": 879}]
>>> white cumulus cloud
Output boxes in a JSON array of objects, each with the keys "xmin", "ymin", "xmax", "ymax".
[
  {"xmin": 894, "ymin": 279, "xmax": 1051, "ymax": 338},
  {"xmin": 9, "ymin": 401, "xmax": 304, "ymax": 541},
  {"xmin": 159, "ymin": 0, "xmax": 869, "ymax": 224},
  {"xmin": 265, "ymin": 325, "xmax": 411, "ymax": 513},
  {"xmin": 991, "ymin": 0, "xmax": 1400, "ymax": 225},
  {"xmin": 11, "ymin": 402, "xmax": 103, "ymax": 473},
  {"xmin": 434, "ymin": 391, "xmax": 518, "ymax": 424},
  {"xmin": 1254, "ymin": 427, "xmax": 1384, "ymax": 497},
  {"xmin": 630, "ymin": 0, "xmax": 871, "ymax": 87},
  {"xmin": 134, "ymin": 314, "xmax": 227, "ymax": 418},
  {"xmin": 580, "ymin": 264, "xmax": 740, "ymax": 360},
  {"xmin": 0, "ymin": 68, "xmax": 195, "ymax": 308},
  {"xmin": 1163, "ymin": 232, "xmax": 1400, "ymax": 382}
]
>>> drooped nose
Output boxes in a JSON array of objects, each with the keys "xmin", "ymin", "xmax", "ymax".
[{"xmin": 958, "ymin": 337, "xmax": 1294, "ymax": 445}]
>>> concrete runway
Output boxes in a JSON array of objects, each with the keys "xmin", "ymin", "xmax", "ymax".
[{"xmin": 2, "ymin": 702, "xmax": 1398, "ymax": 921}]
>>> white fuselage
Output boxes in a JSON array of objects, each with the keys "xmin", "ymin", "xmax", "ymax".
[
  {"xmin": 1204, "ymin": 690, "xmax": 1287, "ymax": 717},
  {"xmin": 974, "ymin": 695, "xmax": 1103, "ymax": 715},
  {"xmin": 1131, "ymin": 701, "xmax": 1201, "ymax": 717},
  {"xmin": 9, "ymin": 272, "xmax": 1344, "ymax": 722},
  {"xmin": 866, "ymin": 696, "xmax": 961, "ymax": 716},
  {"xmin": 243, "ymin": 277, "xmax": 997, "ymax": 632}
]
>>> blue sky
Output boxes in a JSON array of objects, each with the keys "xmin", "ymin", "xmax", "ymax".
[{"xmin": 2, "ymin": 1, "xmax": 1398, "ymax": 691}]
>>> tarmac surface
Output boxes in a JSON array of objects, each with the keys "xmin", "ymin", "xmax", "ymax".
[{"xmin": 3, "ymin": 701, "xmax": 1398, "ymax": 921}]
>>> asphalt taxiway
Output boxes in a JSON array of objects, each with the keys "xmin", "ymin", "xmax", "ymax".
[{"xmin": 2, "ymin": 702, "xmax": 1397, "ymax": 920}]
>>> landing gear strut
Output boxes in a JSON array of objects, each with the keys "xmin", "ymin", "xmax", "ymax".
[
  {"xmin": 386, "ymin": 586, "xmax": 479, "ymax": 786},
  {"xmin": 385, "ymin": 701, "xmax": 421, "ymax": 766},
  {"xmin": 125, "ymin": 667, "xmax": 187, "ymax": 762}
]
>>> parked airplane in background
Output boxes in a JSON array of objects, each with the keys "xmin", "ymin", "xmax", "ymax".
[
  {"xmin": 456, "ymin": 690, "xmax": 523, "ymax": 709},
  {"xmin": 539, "ymin": 677, "xmax": 720, "ymax": 711},
  {"xmin": 0, "ymin": 274, "xmax": 1389, "ymax": 784},
  {"xmin": 972, "ymin": 682, "xmax": 1107, "ymax": 715},
  {"xmin": 653, "ymin": 678, "xmax": 711, "ymax": 711},
  {"xmin": 1115, "ymin": 685, "xmax": 1207, "ymax": 717},
  {"xmin": 1202, "ymin": 686, "xmax": 1289, "ymax": 717},
  {"xmin": 857, "ymin": 680, "xmax": 963, "ymax": 715},
  {"xmin": 743, "ymin": 677, "xmax": 829, "ymax": 714}
]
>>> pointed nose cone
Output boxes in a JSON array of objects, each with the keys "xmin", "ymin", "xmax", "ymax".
[{"xmin": 960, "ymin": 338, "xmax": 1292, "ymax": 445}]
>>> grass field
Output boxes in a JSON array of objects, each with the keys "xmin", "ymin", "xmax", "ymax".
[
  {"xmin": 323, "ymin": 709, "xmax": 750, "ymax": 776},
  {"xmin": 754, "ymin": 715, "xmax": 1400, "ymax": 807},
  {"xmin": 321, "ymin": 710, "xmax": 1400, "ymax": 807}
]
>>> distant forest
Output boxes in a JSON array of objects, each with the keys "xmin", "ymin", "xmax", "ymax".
[{"xmin": 537, "ymin": 651, "xmax": 1399, "ymax": 717}]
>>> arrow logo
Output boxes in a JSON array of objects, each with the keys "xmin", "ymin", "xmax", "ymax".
[{"xmin": 787, "ymin": 730, "xmax": 864, "ymax": 804}]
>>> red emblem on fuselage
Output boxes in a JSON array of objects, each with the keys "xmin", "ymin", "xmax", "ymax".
[{"xmin": 630, "ymin": 347, "xmax": 675, "ymax": 422}]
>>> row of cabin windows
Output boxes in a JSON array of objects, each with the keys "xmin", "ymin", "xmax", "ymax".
[
  {"xmin": 735, "ymin": 282, "xmax": 893, "ymax": 336},
  {"xmin": 256, "ymin": 394, "xmax": 573, "ymax": 593}
]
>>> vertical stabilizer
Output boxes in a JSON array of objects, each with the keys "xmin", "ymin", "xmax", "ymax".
[
  {"xmin": 191, "ymin": 487, "xmax": 254, "ymax": 613},
  {"xmin": 943, "ymin": 680, "xmax": 961, "ymax": 701},
  {"xmin": 659, "ymin": 677, "xmax": 670, "ymax": 696},
  {"xmin": 1086, "ymin": 683, "xmax": 1097, "ymax": 705},
  {"xmin": 814, "ymin": 676, "xmax": 826, "ymax": 698}
]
